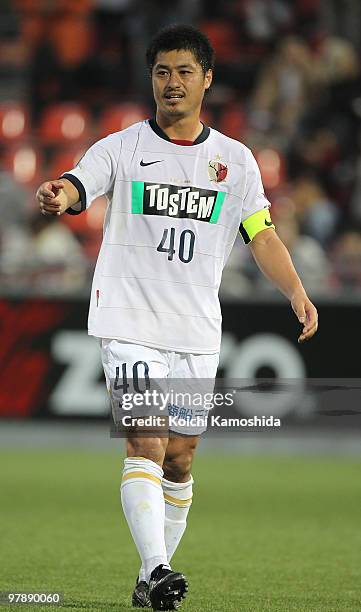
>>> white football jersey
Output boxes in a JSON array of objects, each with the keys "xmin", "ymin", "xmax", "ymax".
[{"xmin": 63, "ymin": 119, "xmax": 270, "ymax": 353}]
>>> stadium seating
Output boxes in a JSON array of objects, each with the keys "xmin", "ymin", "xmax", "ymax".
[
  {"xmin": 97, "ymin": 103, "xmax": 150, "ymax": 138},
  {"xmin": 256, "ymin": 148, "xmax": 285, "ymax": 190},
  {"xmin": 218, "ymin": 104, "xmax": 247, "ymax": 141},
  {"xmin": 3, "ymin": 144, "xmax": 43, "ymax": 186},
  {"xmin": 0, "ymin": 103, "xmax": 29, "ymax": 142},
  {"xmin": 200, "ymin": 21, "xmax": 241, "ymax": 62},
  {"xmin": 38, "ymin": 103, "xmax": 91, "ymax": 145},
  {"xmin": 47, "ymin": 147, "xmax": 87, "ymax": 180},
  {"xmin": 62, "ymin": 196, "xmax": 106, "ymax": 261}
]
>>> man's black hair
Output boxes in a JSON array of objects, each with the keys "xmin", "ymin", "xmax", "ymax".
[{"xmin": 146, "ymin": 25, "xmax": 215, "ymax": 75}]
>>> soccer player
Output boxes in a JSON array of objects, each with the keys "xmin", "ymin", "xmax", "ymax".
[{"xmin": 36, "ymin": 25, "xmax": 318, "ymax": 610}]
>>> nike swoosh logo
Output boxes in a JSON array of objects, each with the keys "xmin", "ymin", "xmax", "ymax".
[
  {"xmin": 265, "ymin": 219, "xmax": 273, "ymax": 227},
  {"xmin": 140, "ymin": 159, "xmax": 163, "ymax": 167}
]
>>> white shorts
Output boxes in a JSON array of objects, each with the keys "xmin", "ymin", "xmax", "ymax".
[{"xmin": 101, "ymin": 339, "xmax": 219, "ymax": 435}]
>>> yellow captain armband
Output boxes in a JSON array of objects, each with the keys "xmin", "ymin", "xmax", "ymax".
[{"xmin": 239, "ymin": 208, "xmax": 275, "ymax": 244}]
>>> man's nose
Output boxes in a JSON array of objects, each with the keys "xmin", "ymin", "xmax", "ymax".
[{"xmin": 168, "ymin": 71, "xmax": 181, "ymax": 88}]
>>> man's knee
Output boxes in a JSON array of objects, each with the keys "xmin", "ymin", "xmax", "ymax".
[
  {"xmin": 163, "ymin": 436, "xmax": 199, "ymax": 482},
  {"xmin": 126, "ymin": 436, "xmax": 168, "ymax": 466}
]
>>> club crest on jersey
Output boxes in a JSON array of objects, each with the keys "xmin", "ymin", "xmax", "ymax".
[
  {"xmin": 132, "ymin": 182, "xmax": 226, "ymax": 224},
  {"xmin": 208, "ymin": 156, "xmax": 228, "ymax": 183}
]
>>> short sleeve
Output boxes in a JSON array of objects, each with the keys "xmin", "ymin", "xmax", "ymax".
[
  {"xmin": 241, "ymin": 149, "xmax": 271, "ymax": 223},
  {"xmin": 62, "ymin": 134, "xmax": 121, "ymax": 215}
]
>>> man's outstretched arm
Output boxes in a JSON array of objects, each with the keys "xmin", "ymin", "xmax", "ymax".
[
  {"xmin": 249, "ymin": 228, "xmax": 318, "ymax": 343},
  {"xmin": 36, "ymin": 179, "xmax": 80, "ymax": 216}
]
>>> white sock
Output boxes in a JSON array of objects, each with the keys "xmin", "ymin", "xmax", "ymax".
[
  {"xmin": 138, "ymin": 475, "xmax": 194, "ymax": 581},
  {"xmin": 163, "ymin": 476, "xmax": 193, "ymax": 563},
  {"xmin": 121, "ymin": 457, "xmax": 170, "ymax": 582}
]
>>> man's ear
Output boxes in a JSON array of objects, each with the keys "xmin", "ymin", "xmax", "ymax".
[{"xmin": 205, "ymin": 69, "xmax": 213, "ymax": 90}]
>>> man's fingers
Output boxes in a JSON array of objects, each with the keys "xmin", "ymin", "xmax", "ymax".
[
  {"xmin": 42, "ymin": 204, "xmax": 61, "ymax": 213},
  {"xmin": 40, "ymin": 204, "xmax": 61, "ymax": 214},
  {"xmin": 293, "ymin": 300, "xmax": 318, "ymax": 343},
  {"xmin": 45, "ymin": 180, "xmax": 64, "ymax": 194},
  {"xmin": 292, "ymin": 302, "xmax": 306, "ymax": 324},
  {"xmin": 301, "ymin": 303, "xmax": 318, "ymax": 326},
  {"xmin": 38, "ymin": 191, "xmax": 61, "ymax": 203},
  {"xmin": 39, "ymin": 189, "xmax": 55, "ymax": 198},
  {"xmin": 41, "ymin": 208, "xmax": 58, "ymax": 216},
  {"xmin": 298, "ymin": 332, "xmax": 315, "ymax": 343},
  {"xmin": 303, "ymin": 308, "xmax": 318, "ymax": 332},
  {"xmin": 41, "ymin": 206, "xmax": 62, "ymax": 216},
  {"xmin": 40, "ymin": 196, "xmax": 61, "ymax": 206},
  {"xmin": 50, "ymin": 180, "xmax": 64, "ymax": 189},
  {"xmin": 302, "ymin": 319, "xmax": 316, "ymax": 333},
  {"xmin": 298, "ymin": 322, "xmax": 318, "ymax": 343},
  {"xmin": 37, "ymin": 181, "xmax": 64, "ymax": 199},
  {"xmin": 39, "ymin": 196, "xmax": 60, "ymax": 207},
  {"xmin": 40, "ymin": 198, "xmax": 62, "ymax": 213},
  {"xmin": 298, "ymin": 309, "xmax": 306, "ymax": 324},
  {"xmin": 49, "ymin": 182, "xmax": 64, "ymax": 197}
]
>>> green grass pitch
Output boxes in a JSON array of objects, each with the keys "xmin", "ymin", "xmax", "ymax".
[{"xmin": 1, "ymin": 449, "xmax": 361, "ymax": 611}]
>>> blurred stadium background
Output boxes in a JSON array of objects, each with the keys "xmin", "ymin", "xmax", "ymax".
[{"xmin": 1, "ymin": 1, "xmax": 361, "ymax": 611}]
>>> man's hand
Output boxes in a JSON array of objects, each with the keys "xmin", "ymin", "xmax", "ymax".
[
  {"xmin": 36, "ymin": 180, "xmax": 68, "ymax": 216},
  {"xmin": 249, "ymin": 229, "xmax": 319, "ymax": 343},
  {"xmin": 291, "ymin": 288, "xmax": 318, "ymax": 343},
  {"xmin": 36, "ymin": 179, "xmax": 80, "ymax": 216}
]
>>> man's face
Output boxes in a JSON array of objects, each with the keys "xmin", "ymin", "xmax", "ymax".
[{"xmin": 152, "ymin": 49, "xmax": 212, "ymax": 119}]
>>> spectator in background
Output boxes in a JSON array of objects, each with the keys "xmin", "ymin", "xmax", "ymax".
[
  {"xmin": 290, "ymin": 128, "xmax": 339, "ymax": 178},
  {"xmin": 350, "ymin": 135, "xmax": 361, "ymax": 223},
  {"xmin": 0, "ymin": 166, "xmax": 29, "ymax": 285},
  {"xmin": 250, "ymin": 36, "xmax": 318, "ymax": 137},
  {"xmin": 312, "ymin": 30, "xmax": 360, "ymax": 86},
  {"xmin": 331, "ymin": 229, "xmax": 361, "ymax": 292},
  {"xmin": 0, "ymin": 165, "xmax": 28, "ymax": 228},
  {"xmin": 234, "ymin": 193, "xmax": 332, "ymax": 296},
  {"xmin": 219, "ymin": 233, "xmax": 254, "ymax": 300},
  {"xmin": 29, "ymin": 213, "xmax": 87, "ymax": 294},
  {"xmin": 0, "ymin": 206, "xmax": 87, "ymax": 294},
  {"xmin": 0, "ymin": 0, "xmax": 29, "ymax": 100},
  {"xmin": 242, "ymin": 0, "xmax": 293, "ymax": 42},
  {"xmin": 291, "ymin": 31, "xmax": 361, "ymax": 213},
  {"xmin": 273, "ymin": 195, "xmax": 331, "ymax": 294},
  {"xmin": 290, "ymin": 175, "xmax": 340, "ymax": 246},
  {"xmin": 321, "ymin": 0, "xmax": 361, "ymax": 51},
  {"xmin": 81, "ymin": 0, "xmax": 134, "ymax": 108},
  {"xmin": 17, "ymin": 0, "xmax": 93, "ymax": 122}
]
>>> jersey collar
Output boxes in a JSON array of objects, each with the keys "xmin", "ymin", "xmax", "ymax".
[{"xmin": 148, "ymin": 118, "xmax": 210, "ymax": 145}]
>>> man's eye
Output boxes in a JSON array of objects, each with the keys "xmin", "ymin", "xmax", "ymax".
[{"xmin": 157, "ymin": 71, "xmax": 168, "ymax": 76}]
